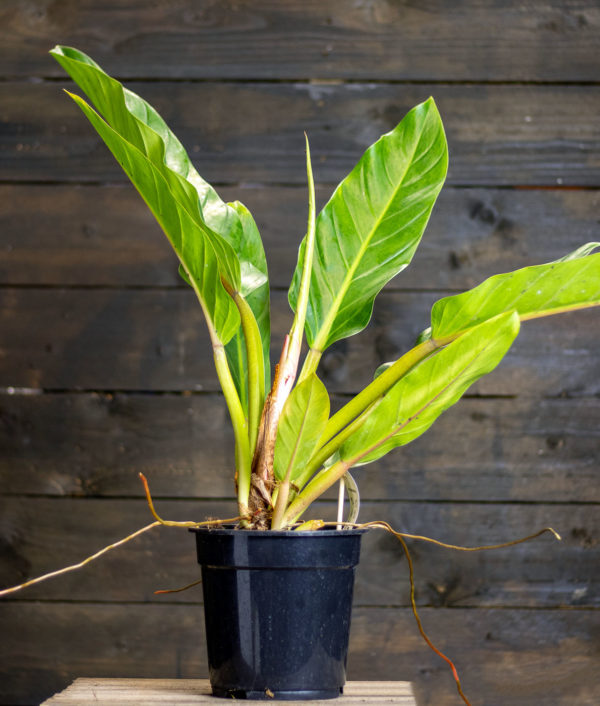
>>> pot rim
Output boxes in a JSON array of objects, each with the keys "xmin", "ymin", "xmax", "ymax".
[{"xmin": 190, "ymin": 525, "xmax": 368, "ymax": 537}]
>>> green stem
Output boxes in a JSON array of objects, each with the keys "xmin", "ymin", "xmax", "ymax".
[
  {"xmin": 298, "ymin": 347, "xmax": 322, "ymax": 383},
  {"xmin": 271, "ymin": 479, "xmax": 290, "ymax": 530},
  {"xmin": 182, "ymin": 263, "xmax": 252, "ymax": 517},
  {"xmin": 225, "ymin": 284, "xmax": 265, "ymax": 454},
  {"xmin": 282, "ymin": 459, "xmax": 350, "ymax": 526},
  {"xmin": 213, "ymin": 345, "xmax": 252, "ymax": 516},
  {"xmin": 320, "ymin": 337, "xmax": 440, "ymax": 448}
]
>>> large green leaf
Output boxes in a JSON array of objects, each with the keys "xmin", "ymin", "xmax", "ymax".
[
  {"xmin": 50, "ymin": 48, "xmax": 239, "ymax": 242},
  {"xmin": 67, "ymin": 93, "xmax": 239, "ymax": 343},
  {"xmin": 274, "ymin": 375, "xmax": 330, "ymax": 483},
  {"xmin": 340, "ymin": 311, "xmax": 520, "ymax": 466},
  {"xmin": 51, "ymin": 46, "xmax": 271, "ymax": 406},
  {"xmin": 289, "ymin": 97, "xmax": 447, "ymax": 352},
  {"xmin": 430, "ymin": 244, "xmax": 600, "ymax": 340}
]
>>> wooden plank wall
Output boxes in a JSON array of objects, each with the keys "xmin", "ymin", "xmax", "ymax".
[{"xmin": 1, "ymin": 2, "xmax": 599, "ymax": 704}]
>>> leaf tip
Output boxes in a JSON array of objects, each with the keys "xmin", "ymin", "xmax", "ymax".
[
  {"xmin": 304, "ymin": 131, "xmax": 311, "ymax": 154},
  {"xmin": 62, "ymin": 89, "xmax": 81, "ymax": 102}
]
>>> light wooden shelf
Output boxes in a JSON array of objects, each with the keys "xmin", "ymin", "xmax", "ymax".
[{"xmin": 41, "ymin": 678, "xmax": 416, "ymax": 705}]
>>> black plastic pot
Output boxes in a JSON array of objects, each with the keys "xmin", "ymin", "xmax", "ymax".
[{"xmin": 192, "ymin": 527, "xmax": 365, "ymax": 700}]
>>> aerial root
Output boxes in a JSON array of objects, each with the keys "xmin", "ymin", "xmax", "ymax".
[
  {"xmin": 304, "ymin": 518, "xmax": 561, "ymax": 706},
  {"xmin": 0, "ymin": 474, "xmax": 244, "ymax": 599}
]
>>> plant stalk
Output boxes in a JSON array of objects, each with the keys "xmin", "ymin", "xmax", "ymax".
[
  {"xmin": 282, "ymin": 459, "xmax": 350, "ymax": 525},
  {"xmin": 270, "ymin": 480, "xmax": 291, "ymax": 530},
  {"xmin": 182, "ymin": 262, "xmax": 253, "ymax": 517},
  {"xmin": 320, "ymin": 337, "xmax": 440, "ymax": 448},
  {"xmin": 222, "ymin": 280, "xmax": 265, "ymax": 454},
  {"xmin": 213, "ymin": 344, "xmax": 252, "ymax": 516}
]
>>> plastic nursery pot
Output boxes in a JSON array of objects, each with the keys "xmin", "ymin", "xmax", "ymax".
[{"xmin": 192, "ymin": 526, "xmax": 366, "ymax": 700}]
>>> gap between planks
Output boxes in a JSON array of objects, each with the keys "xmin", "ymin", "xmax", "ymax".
[{"xmin": 41, "ymin": 678, "xmax": 416, "ymax": 705}]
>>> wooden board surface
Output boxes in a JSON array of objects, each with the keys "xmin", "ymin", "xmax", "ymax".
[
  {"xmin": 3, "ymin": 82, "xmax": 600, "ymax": 186},
  {"xmin": 1, "ymin": 498, "xmax": 595, "ymax": 608},
  {"xmin": 1, "ymin": 393, "xmax": 597, "ymax": 502},
  {"xmin": 2, "ymin": 184, "xmax": 600, "ymax": 291},
  {"xmin": 2, "ymin": 0, "xmax": 599, "ymax": 82},
  {"xmin": 1, "ymin": 603, "xmax": 597, "ymax": 706},
  {"xmin": 41, "ymin": 679, "xmax": 416, "ymax": 705}
]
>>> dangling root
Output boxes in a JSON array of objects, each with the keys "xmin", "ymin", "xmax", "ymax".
[
  {"xmin": 383, "ymin": 527, "xmax": 472, "ymax": 706},
  {"xmin": 138, "ymin": 472, "xmax": 244, "ymax": 528},
  {"xmin": 0, "ymin": 474, "xmax": 244, "ymax": 599},
  {"xmin": 154, "ymin": 578, "xmax": 203, "ymax": 595},
  {"xmin": 0, "ymin": 521, "xmax": 161, "ymax": 598},
  {"xmin": 358, "ymin": 520, "xmax": 561, "ymax": 551},
  {"xmin": 305, "ymin": 519, "xmax": 561, "ymax": 706}
]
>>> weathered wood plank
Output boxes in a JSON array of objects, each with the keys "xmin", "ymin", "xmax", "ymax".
[
  {"xmin": 1, "ymin": 288, "xmax": 598, "ymax": 396},
  {"xmin": 3, "ymin": 184, "xmax": 600, "ymax": 291},
  {"xmin": 3, "ymin": 82, "xmax": 600, "ymax": 186},
  {"xmin": 1, "ymin": 393, "xmax": 598, "ymax": 503},
  {"xmin": 1, "ymin": 603, "xmax": 597, "ymax": 706},
  {"xmin": 0, "ymin": 498, "xmax": 596, "ymax": 608},
  {"xmin": 349, "ymin": 607, "xmax": 600, "ymax": 706},
  {"xmin": 41, "ymin": 678, "xmax": 416, "ymax": 705},
  {"xmin": 2, "ymin": 0, "xmax": 599, "ymax": 81}
]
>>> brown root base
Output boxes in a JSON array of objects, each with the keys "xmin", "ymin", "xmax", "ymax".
[{"xmin": 247, "ymin": 479, "xmax": 273, "ymax": 529}]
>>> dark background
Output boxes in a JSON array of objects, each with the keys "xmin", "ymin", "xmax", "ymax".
[{"xmin": 1, "ymin": 2, "xmax": 599, "ymax": 704}]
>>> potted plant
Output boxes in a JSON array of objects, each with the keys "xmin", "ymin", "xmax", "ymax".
[{"xmin": 2, "ymin": 45, "xmax": 599, "ymax": 704}]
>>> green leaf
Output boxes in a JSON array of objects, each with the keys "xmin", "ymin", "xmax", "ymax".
[
  {"xmin": 66, "ymin": 92, "xmax": 239, "ymax": 343},
  {"xmin": 51, "ymin": 45, "xmax": 272, "ymax": 407},
  {"xmin": 340, "ymin": 311, "xmax": 520, "ymax": 466},
  {"xmin": 431, "ymin": 244, "xmax": 600, "ymax": 340},
  {"xmin": 273, "ymin": 375, "xmax": 330, "ymax": 483},
  {"xmin": 289, "ymin": 97, "xmax": 447, "ymax": 353},
  {"xmin": 50, "ymin": 47, "xmax": 241, "ymax": 249}
]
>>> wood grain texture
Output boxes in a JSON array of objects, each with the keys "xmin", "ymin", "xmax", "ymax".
[
  {"xmin": 41, "ymin": 678, "xmax": 416, "ymax": 705},
  {"xmin": 1, "ymin": 603, "xmax": 597, "ymax": 706},
  {"xmin": 1, "ymin": 5, "xmax": 599, "ymax": 706},
  {"xmin": 2, "ymin": 0, "xmax": 599, "ymax": 81},
  {"xmin": 2, "ymin": 184, "xmax": 600, "ymax": 291},
  {"xmin": 1, "ymin": 288, "xmax": 598, "ymax": 396},
  {"xmin": 3, "ymin": 82, "xmax": 600, "ymax": 186},
  {"xmin": 1, "ymin": 393, "xmax": 598, "ymax": 502},
  {"xmin": 0, "ymin": 498, "xmax": 596, "ymax": 608}
]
